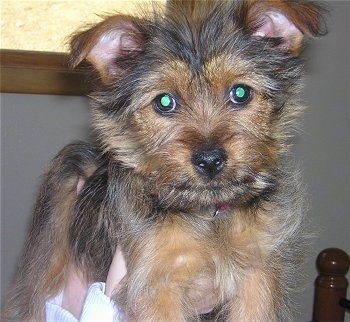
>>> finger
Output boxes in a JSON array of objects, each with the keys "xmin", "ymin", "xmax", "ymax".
[
  {"xmin": 62, "ymin": 263, "xmax": 89, "ymax": 319},
  {"xmin": 105, "ymin": 245, "xmax": 127, "ymax": 297},
  {"xmin": 77, "ymin": 176, "xmax": 86, "ymax": 194}
]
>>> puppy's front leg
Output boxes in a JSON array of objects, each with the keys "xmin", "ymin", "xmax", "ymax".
[
  {"xmin": 121, "ymin": 215, "xmax": 214, "ymax": 322},
  {"xmin": 227, "ymin": 267, "xmax": 281, "ymax": 322}
]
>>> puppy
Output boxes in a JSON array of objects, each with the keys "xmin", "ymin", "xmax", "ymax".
[{"xmin": 3, "ymin": 0, "xmax": 326, "ymax": 321}]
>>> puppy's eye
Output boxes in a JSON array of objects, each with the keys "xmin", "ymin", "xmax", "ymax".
[
  {"xmin": 229, "ymin": 84, "xmax": 252, "ymax": 108},
  {"xmin": 153, "ymin": 93, "xmax": 177, "ymax": 114}
]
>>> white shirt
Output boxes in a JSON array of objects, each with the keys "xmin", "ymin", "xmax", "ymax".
[{"xmin": 45, "ymin": 283, "xmax": 120, "ymax": 322}]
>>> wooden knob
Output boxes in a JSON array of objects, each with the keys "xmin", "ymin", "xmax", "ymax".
[
  {"xmin": 313, "ymin": 248, "xmax": 350, "ymax": 321},
  {"xmin": 316, "ymin": 248, "xmax": 350, "ymax": 276}
]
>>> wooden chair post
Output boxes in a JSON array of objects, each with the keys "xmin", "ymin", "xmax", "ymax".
[{"xmin": 312, "ymin": 248, "xmax": 350, "ymax": 321}]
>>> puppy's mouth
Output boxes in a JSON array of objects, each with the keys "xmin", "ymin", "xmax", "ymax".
[{"xmin": 155, "ymin": 176, "xmax": 274, "ymax": 210}]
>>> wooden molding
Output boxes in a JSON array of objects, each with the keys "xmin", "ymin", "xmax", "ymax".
[{"xmin": 0, "ymin": 49, "xmax": 92, "ymax": 95}]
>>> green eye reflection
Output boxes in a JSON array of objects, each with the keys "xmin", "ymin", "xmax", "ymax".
[
  {"xmin": 153, "ymin": 93, "xmax": 177, "ymax": 114},
  {"xmin": 229, "ymin": 84, "xmax": 252, "ymax": 107},
  {"xmin": 160, "ymin": 95, "xmax": 172, "ymax": 108},
  {"xmin": 235, "ymin": 87, "xmax": 246, "ymax": 99}
]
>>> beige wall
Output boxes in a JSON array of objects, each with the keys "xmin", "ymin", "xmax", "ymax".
[{"xmin": 1, "ymin": 1, "xmax": 163, "ymax": 52}]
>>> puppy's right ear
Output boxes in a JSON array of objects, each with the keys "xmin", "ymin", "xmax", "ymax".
[{"xmin": 70, "ymin": 15, "xmax": 144, "ymax": 84}]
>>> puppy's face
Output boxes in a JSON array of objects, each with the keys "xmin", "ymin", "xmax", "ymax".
[
  {"xmin": 70, "ymin": 1, "xmax": 325, "ymax": 208},
  {"xmin": 92, "ymin": 51, "xmax": 295, "ymax": 209},
  {"xmin": 121, "ymin": 56, "xmax": 282, "ymax": 208}
]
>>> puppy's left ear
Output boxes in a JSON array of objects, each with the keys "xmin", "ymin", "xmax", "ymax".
[{"xmin": 242, "ymin": 0, "xmax": 327, "ymax": 55}]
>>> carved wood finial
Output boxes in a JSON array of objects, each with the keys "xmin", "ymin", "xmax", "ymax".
[{"xmin": 312, "ymin": 248, "xmax": 350, "ymax": 322}]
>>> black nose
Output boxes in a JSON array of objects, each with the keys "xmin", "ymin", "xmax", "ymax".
[{"xmin": 191, "ymin": 148, "xmax": 227, "ymax": 179}]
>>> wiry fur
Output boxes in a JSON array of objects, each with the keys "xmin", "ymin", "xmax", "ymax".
[{"xmin": 3, "ymin": 1, "xmax": 326, "ymax": 321}]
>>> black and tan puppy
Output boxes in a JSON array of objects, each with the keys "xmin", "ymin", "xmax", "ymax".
[{"xmin": 3, "ymin": 0, "xmax": 326, "ymax": 321}]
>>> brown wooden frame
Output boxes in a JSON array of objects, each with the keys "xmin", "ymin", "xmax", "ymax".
[{"xmin": 0, "ymin": 49, "xmax": 91, "ymax": 95}]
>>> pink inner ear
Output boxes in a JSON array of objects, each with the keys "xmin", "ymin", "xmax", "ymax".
[
  {"xmin": 89, "ymin": 32, "xmax": 124, "ymax": 65},
  {"xmin": 85, "ymin": 22, "xmax": 142, "ymax": 82},
  {"xmin": 89, "ymin": 30, "xmax": 139, "ymax": 73},
  {"xmin": 252, "ymin": 10, "xmax": 303, "ymax": 50}
]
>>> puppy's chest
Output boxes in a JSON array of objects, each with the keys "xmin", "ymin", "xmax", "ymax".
[{"xmin": 161, "ymin": 206, "xmax": 275, "ymax": 263}]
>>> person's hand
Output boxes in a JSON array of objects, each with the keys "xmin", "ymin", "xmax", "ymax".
[
  {"xmin": 63, "ymin": 242, "xmax": 216, "ymax": 318},
  {"xmin": 63, "ymin": 176, "xmax": 217, "ymax": 318}
]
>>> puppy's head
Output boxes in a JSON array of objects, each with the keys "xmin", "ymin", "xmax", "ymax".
[{"xmin": 70, "ymin": 0, "xmax": 326, "ymax": 209}]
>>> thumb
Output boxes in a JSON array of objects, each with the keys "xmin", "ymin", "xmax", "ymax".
[{"xmin": 105, "ymin": 245, "xmax": 127, "ymax": 297}]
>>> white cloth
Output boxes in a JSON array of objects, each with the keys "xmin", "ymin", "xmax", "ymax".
[{"xmin": 45, "ymin": 282, "xmax": 120, "ymax": 322}]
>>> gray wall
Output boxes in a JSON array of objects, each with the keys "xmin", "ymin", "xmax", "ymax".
[
  {"xmin": 295, "ymin": 1, "xmax": 350, "ymax": 320},
  {"xmin": 1, "ymin": 2, "xmax": 349, "ymax": 320},
  {"xmin": 1, "ymin": 94, "xmax": 91, "ymax": 304}
]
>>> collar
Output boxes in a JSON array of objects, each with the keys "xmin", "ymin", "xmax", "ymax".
[{"xmin": 213, "ymin": 203, "xmax": 230, "ymax": 217}]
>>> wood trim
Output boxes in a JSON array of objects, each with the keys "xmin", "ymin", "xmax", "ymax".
[{"xmin": 0, "ymin": 49, "xmax": 92, "ymax": 95}]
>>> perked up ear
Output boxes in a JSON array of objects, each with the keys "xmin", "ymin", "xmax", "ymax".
[
  {"xmin": 70, "ymin": 15, "xmax": 144, "ymax": 84},
  {"xmin": 243, "ymin": 0, "xmax": 327, "ymax": 55}
]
